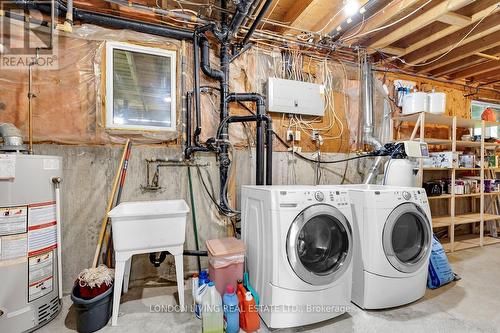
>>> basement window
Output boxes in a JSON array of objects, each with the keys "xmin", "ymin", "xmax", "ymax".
[
  {"xmin": 471, "ymin": 100, "xmax": 500, "ymax": 137},
  {"xmin": 105, "ymin": 42, "xmax": 176, "ymax": 131}
]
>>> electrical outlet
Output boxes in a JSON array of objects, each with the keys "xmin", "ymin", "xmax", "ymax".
[
  {"xmin": 294, "ymin": 130, "xmax": 301, "ymax": 141},
  {"xmin": 311, "ymin": 130, "xmax": 319, "ymax": 140},
  {"xmin": 286, "ymin": 130, "xmax": 294, "ymax": 141}
]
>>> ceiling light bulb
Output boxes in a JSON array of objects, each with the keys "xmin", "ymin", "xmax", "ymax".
[
  {"xmin": 344, "ymin": 0, "xmax": 360, "ymax": 16},
  {"xmin": 359, "ymin": 6, "xmax": 366, "ymax": 14},
  {"xmin": 336, "ymin": 25, "xmax": 342, "ymax": 32},
  {"xmin": 347, "ymin": 17, "xmax": 353, "ymax": 24}
]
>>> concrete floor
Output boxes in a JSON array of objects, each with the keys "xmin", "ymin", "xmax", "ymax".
[{"xmin": 39, "ymin": 244, "xmax": 500, "ymax": 333}]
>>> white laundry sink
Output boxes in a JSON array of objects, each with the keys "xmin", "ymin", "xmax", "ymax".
[{"xmin": 108, "ymin": 200, "xmax": 189, "ymax": 252}]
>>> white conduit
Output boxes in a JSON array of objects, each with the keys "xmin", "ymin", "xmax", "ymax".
[{"xmin": 52, "ymin": 177, "xmax": 63, "ymax": 299}]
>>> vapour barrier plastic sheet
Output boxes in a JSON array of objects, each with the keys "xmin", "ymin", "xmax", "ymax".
[
  {"xmin": 0, "ymin": 22, "xmax": 362, "ymax": 149},
  {"xmin": 0, "ymin": 23, "xmax": 182, "ymax": 144}
]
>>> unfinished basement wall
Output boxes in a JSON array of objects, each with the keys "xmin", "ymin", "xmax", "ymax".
[{"xmin": 0, "ymin": 24, "xmax": 365, "ymax": 293}]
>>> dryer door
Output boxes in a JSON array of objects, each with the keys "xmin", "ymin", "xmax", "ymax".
[
  {"xmin": 286, "ymin": 204, "xmax": 352, "ymax": 286},
  {"xmin": 382, "ymin": 203, "xmax": 432, "ymax": 273}
]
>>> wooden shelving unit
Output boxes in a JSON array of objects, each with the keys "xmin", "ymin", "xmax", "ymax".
[{"xmin": 393, "ymin": 111, "xmax": 500, "ymax": 252}]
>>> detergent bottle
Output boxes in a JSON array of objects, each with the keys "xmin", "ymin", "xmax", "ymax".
[
  {"xmin": 223, "ymin": 284, "xmax": 239, "ymax": 333},
  {"xmin": 236, "ymin": 279, "xmax": 247, "ymax": 328},
  {"xmin": 201, "ymin": 281, "xmax": 224, "ymax": 333},
  {"xmin": 195, "ymin": 278, "xmax": 210, "ymax": 319},
  {"xmin": 242, "ymin": 291, "xmax": 260, "ymax": 332}
]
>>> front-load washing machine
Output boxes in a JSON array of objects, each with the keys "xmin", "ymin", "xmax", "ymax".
[
  {"xmin": 341, "ymin": 184, "xmax": 432, "ymax": 309},
  {"xmin": 241, "ymin": 186, "xmax": 354, "ymax": 328}
]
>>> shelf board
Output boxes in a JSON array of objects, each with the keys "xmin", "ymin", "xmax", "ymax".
[
  {"xmin": 441, "ymin": 236, "xmax": 500, "ymax": 252},
  {"xmin": 432, "ymin": 213, "xmax": 500, "ymax": 228},
  {"xmin": 425, "ymin": 139, "xmax": 500, "ymax": 148},
  {"xmin": 423, "ymin": 167, "xmax": 500, "ymax": 171},
  {"xmin": 428, "ymin": 193, "xmax": 500, "ymax": 200},
  {"xmin": 394, "ymin": 112, "xmax": 500, "ymax": 128}
]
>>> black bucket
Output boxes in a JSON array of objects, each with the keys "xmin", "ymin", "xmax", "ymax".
[{"xmin": 71, "ymin": 284, "xmax": 113, "ymax": 333}]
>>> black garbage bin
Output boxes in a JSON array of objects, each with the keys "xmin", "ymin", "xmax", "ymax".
[{"xmin": 71, "ymin": 284, "xmax": 113, "ymax": 333}]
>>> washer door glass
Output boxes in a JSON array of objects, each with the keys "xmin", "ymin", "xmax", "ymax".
[
  {"xmin": 383, "ymin": 203, "xmax": 432, "ymax": 273},
  {"xmin": 287, "ymin": 204, "xmax": 352, "ymax": 286}
]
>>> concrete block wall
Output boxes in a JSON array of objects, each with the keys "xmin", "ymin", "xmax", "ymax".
[{"xmin": 35, "ymin": 144, "xmax": 364, "ymax": 293}]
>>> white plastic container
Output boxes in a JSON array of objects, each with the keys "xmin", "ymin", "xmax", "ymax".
[
  {"xmin": 402, "ymin": 92, "xmax": 428, "ymax": 114},
  {"xmin": 108, "ymin": 200, "xmax": 189, "ymax": 252},
  {"xmin": 428, "ymin": 92, "xmax": 446, "ymax": 114},
  {"xmin": 201, "ymin": 282, "xmax": 223, "ymax": 333}
]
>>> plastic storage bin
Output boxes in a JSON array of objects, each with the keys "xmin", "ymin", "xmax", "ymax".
[
  {"xmin": 71, "ymin": 283, "xmax": 113, "ymax": 333},
  {"xmin": 206, "ymin": 237, "xmax": 245, "ymax": 295}
]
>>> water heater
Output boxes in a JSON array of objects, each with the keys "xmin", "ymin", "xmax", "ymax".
[{"xmin": 0, "ymin": 153, "xmax": 62, "ymax": 332}]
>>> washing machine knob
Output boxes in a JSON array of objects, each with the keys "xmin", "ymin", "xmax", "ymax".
[
  {"xmin": 402, "ymin": 191, "xmax": 411, "ymax": 200},
  {"xmin": 314, "ymin": 191, "xmax": 325, "ymax": 202}
]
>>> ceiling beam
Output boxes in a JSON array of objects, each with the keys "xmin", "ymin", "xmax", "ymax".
[
  {"xmin": 368, "ymin": 0, "xmax": 474, "ymax": 54},
  {"xmin": 404, "ymin": 13, "xmax": 500, "ymax": 64},
  {"xmin": 469, "ymin": 68, "xmax": 500, "ymax": 82},
  {"xmin": 309, "ymin": 0, "xmax": 369, "ymax": 35},
  {"xmin": 400, "ymin": 3, "xmax": 500, "ymax": 57},
  {"xmin": 436, "ymin": 12, "xmax": 472, "ymax": 26},
  {"xmin": 450, "ymin": 59, "xmax": 500, "ymax": 79},
  {"xmin": 417, "ymin": 33, "xmax": 500, "ymax": 73},
  {"xmin": 342, "ymin": 0, "xmax": 421, "ymax": 44},
  {"xmin": 283, "ymin": 0, "xmax": 315, "ymax": 26}
]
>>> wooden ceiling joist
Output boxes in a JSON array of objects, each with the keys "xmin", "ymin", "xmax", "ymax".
[
  {"xmin": 469, "ymin": 68, "xmax": 500, "ymax": 82},
  {"xmin": 450, "ymin": 59, "xmax": 500, "ymax": 79},
  {"xmin": 343, "ymin": 0, "xmax": 421, "ymax": 45},
  {"xmin": 368, "ymin": 0, "xmax": 473, "ymax": 54},
  {"xmin": 417, "ymin": 33, "xmax": 500, "ymax": 73},
  {"xmin": 404, "ymin": 12, "xmax": 500, "ymax": 64},
  {"xmin": 388, "ymin": 2, "xmax": 500, "ymax": 56},
  {"xmin": 436, "ymin": 11, "xmax": 472, "ymax": 27}
]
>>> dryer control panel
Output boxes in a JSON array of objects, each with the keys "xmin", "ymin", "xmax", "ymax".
[
  {"xmin": 278, "ymin": 190, "xmax": 350, "ymax": 207},
  {"xmin": 393, "ymin": 189, "xmax": 428, "ymax": 205}
]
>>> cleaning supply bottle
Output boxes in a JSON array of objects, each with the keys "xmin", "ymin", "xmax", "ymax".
[
  {"xmin": 195, "ymin": 271, "xmax": 208, "ymax": 318},
  {"xmin": 201, "ymin": 281, "xmax": 223, "ymax": 333},
  {"xmin": 195, "ymin": 278, "xmax": 210, "ymax": 319},
  {"xmin": 222, "ymin": 284, "xmax": 239, "ymax": 333},
  {"xmin": 236, "ymin": 279, "xmax": 247, "ymax": 329},
  {"xmin": 242, "ymin": 291, "xmax": 260, "ymax": 333},
  {"xmin": 192, "ymin": 273, "xmax": 199, "ymax": 308}
]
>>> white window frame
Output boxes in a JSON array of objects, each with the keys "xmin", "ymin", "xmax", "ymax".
[
  {"xmin": 105, "ymin": 41, "xmax": 177, "ymax": 131},
  {"xmin": 471, "ymin": 100, "xmax": 500, "ymax": 137}
]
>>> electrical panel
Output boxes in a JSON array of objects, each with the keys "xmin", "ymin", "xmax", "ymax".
[{"xmin": 266, "ymin": 77, "xmax": 325, "ymax": 116}]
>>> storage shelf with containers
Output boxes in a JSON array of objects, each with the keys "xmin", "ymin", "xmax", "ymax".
[{"xmin": 392, "ymin": 111, "xmax": 500, "ymax": 252}]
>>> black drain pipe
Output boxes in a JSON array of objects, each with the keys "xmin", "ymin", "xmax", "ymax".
[
  {"xmin": 226, "ymin": 93, "xmax": 272, "ymax": 185},
  {"xmin": 24, "ymin": 0, "xmax": 193, "ymax": 40},
  {"xmin": 240, "ymin": 0, "xmax": 274, "ymax": 46},
  {"xmin": 228, "ymin": 0, "xmax": 255, "ymax": 41}
]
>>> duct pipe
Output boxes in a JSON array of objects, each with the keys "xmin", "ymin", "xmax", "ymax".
[
  {"xmin": 361, "ymin": 54, "xmax": 383, "ymax": 184},
  {"xmin": 240, "ymin": 0, "xmax": 273, "ymax": 46},
  {"xmin": 0, "ymin": 123, "xmax": 24, "ymax": 150}
]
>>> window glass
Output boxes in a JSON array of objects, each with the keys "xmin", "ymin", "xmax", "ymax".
[
  {"xmin": 106, "ymin": 43, "xmax": 176, "ymax": 131},
  {"xmin": 471, "ymin": 100, "xmax": 500, "ymax": 137}
]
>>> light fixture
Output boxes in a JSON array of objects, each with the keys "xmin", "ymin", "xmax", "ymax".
[
  {"xmin": 359, "ymin": 6, "xmax": 366, "ymax": 14},
  {"xmin": 347, "ymin": 17, "xmax": 353, "ymax": 24},
  {"xmin": 344, "ymin": 0, "xmax": 360, "ymax": 16},
  {"xmin": 336, "ymin": 25, "xmax": 342, "ymax": 32}
]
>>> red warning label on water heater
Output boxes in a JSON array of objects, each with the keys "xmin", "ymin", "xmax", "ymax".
[{"xmin": 28, "ymin": 202, "xmax": 58, "ymax": 256}]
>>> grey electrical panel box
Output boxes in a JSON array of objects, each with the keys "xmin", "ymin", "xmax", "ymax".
[{"xmin": 266, "ymin": 77, "xmax": 325, "ymax": 116}]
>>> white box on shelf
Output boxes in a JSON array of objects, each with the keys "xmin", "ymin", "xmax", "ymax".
[{"xmin": 423, "ymin": 151, "xmax": 459, "ymax": 169}]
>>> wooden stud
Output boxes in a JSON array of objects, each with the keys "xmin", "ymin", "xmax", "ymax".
[
  {"xmin": 475, "ymin": 52, "xmax": 500, "ymax": 61},
  {"xmin": 449, "ymin": 59, "xmax": 500, "ymax": 79}
]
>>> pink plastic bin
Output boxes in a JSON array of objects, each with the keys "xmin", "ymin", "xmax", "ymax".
[{"xmin": 206, "ymin": 237, "xmax": 245, "ymax": 296}]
